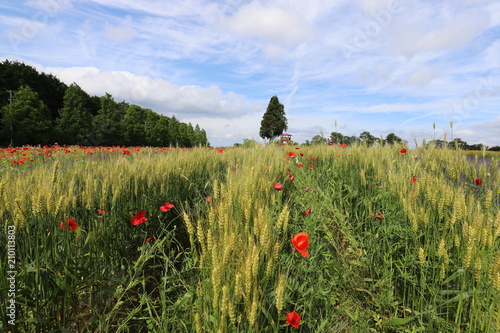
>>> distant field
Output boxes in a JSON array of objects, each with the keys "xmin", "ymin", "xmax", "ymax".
[
  {"xmin": 1, "ymin": 144, "xmax": 499, "ymax": 332},
  {"xmin": 463, "ymin": 150, "xmax": 500, "ymax": 158}
]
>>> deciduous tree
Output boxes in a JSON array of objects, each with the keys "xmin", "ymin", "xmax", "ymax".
[
  {"xmin": 122, "ymin": 104, "xmax": 148, "ymax": 146},
  {"xmin": 1, "ymin": 85, "xmax": 52, "ymax": 146},
  {"xmin": 56, "ymin": 83, "xmax": 92, "ymax": 145},
  {"xmin": 360, "ymin": 131, "xmax": 377, "ymax": 146},
  {"xmin": 311, "ymin": 134, "xmax": 327, "ymax": 145},
  {"xmin": 91, "ymin": 93, "xmax": 123, "ymax": 146},
  {"xmin": 385, "ymin": 133, "xmax": 402, "ymax": 145}
]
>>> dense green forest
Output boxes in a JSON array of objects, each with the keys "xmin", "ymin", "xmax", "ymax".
[{"xmin": 0, "ymin": 60, "xmax": 209, "ymax": 147}]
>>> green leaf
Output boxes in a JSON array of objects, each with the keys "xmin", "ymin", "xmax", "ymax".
[
  {"xmin": 54, "ymin": 271, "xmax": 76, "ymax": 293},
  {"xmin": 383, "ymin": 316, "xmax": 416, "ymax": 326}
]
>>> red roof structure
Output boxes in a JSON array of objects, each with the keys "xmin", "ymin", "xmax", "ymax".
[{"xmin": 279, "ymin": 133, "xmax": 292, "ymax": 145}]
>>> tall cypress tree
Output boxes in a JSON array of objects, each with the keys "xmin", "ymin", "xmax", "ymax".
[{"xmin": 259, "ymin": 96, "xmax": 287, "ymax": 141}]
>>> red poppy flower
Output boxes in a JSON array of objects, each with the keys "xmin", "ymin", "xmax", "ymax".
[
  {"xmin": 399, "ymin": 148, "xmax": 407, "ymax": 154},
  {"xmin": 291, "ymin": 232, "xmax": 309, "ymax": 257},
  {"xmin": 288, "ymin": 151, "xmax": 296, "ymax": 157},
  {"xmin": 290, "ymin": 175, "xmax": 295, "ymax": 182},
  {"xmin": 60, "ymin": 218, "xmax": 79, "ymax": 231},
  {"xmin": 122, "ymin": 150, "xmax": 131, "ymax": 155},
  {"xmin": 303, "ymin": 208, "xmax": 311, "ymax": 215},
  {"xmin": 374, "ymin": 213, "xmax": 384, "ymax": 221},
  {"xmin": 308, "ymin": 164, "xmax": 314, "ymax": 169},
  {"xmin": 160, "ymin": 203, "xmax": 174, "ymax": 212},
  {"xmin": 310, "ymin": 157, "xmax": 316, "ymax": 161},
  {"xmin": 97, "ymin": 209, "xmax": 105, "ymax": 214},
  {"xmin": 217, "ymin": 148, "xmax": 224, "ymax": 153},
  {"xmin": 274, "ymin": 183, "xmax": 284, "ymax": 190},
  {"xmin": 286, "ymin": 312, "xmax": 301, "ymax": 329},
  {"xmin": 130, "ymin": 210, "xmax": 148, "ymax": 225},
  {"xmin": 339, "ymin": 144, "xmax": 347, "ymax": 148},
  {"xmin": 475, "ymin": 178, "xmax": 482, "ymax": 186},
  {"xmin": 411, "ymin": 177, "xmax": 417, "ymax": 185},
  {"xmin": 328, "ymin": 142, "xmax": 334, "ymax": 145},
  {"xmin": 146, "ymin": 237, "xmax": 152, "ymax": 243},
  {"xmin": 297, "ymin": 163, "xmax": 303, "ymax": 168}
]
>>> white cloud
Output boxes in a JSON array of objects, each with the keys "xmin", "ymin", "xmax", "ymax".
[
  {"xmin": 181, "ymin": 113, "xmax": 265, "ymax": 145},
  {"xmin": 483, "ymin": 40, "xmax": 500, "ymax": 67},
  {"xmin": 456, "ymin": 117, "xmax": 500, "ymax": 147},
  {"xmin": 488, "ymin": 2, "xmax": 500, "ymax": 26},
  {"xmin": 104, "ymin": 23, "xmax": 136, "ymax": 43},
  {"xmin": 389, "ymin": 9, "xmax": 489, "ymax": 56},
  {"xmin": 38, "ymin": 65, "xmax": 263, "ymax": 119},
  {"xmin": 474, "ymin": 116, "xmax": 500, "ymax": 133},
  {"xmin": 263, "ymin": 44, "xmax": 286, "ymax": 58},
  {"xmin": 405, "ymin": 67, "xmax": 438, "ymax": 85},
  {"xmin": 218, "ymin": 1, "xmax": 316, "ymax": 45},
  {"xmin": 357, "ymin": 0, "xmax": 392, "ymax": 13}
]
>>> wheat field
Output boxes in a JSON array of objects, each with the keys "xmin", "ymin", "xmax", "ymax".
[{"xmin": 0, "ymin": 144, "xmax": 499, "ymax": 332}]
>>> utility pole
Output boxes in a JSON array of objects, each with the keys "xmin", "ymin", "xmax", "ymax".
[
  {"xmin": 6, "ymin": 90, "xmax": 14, "ymax": 146},
  {"xmin": 6, "ymin": 90, "xmax": 14, "ymax": 104}
]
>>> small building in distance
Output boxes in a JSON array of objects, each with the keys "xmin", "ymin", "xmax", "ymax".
[{"xmin": 279, "ymin": 133, "xmax": 292, "ymax": 146}]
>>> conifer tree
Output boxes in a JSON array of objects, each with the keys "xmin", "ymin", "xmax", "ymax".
[{"xmin": 259, "ymin": 96, "xmax": 287, "ymax": 141}]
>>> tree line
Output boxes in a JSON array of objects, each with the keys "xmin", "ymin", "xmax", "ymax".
[
  {"xmin": 427, "ymin": 139, "xmax": 500, "ymax": 151},
  {"xmin": 305, "ymin": 131, "xmax": 405, "ymax": 146},
  {"xmin": 0, "ymin": 60, "xmax": 209, "ymax": 147},
  {"xmin": 306, "ymin": 131, "xmax": 500, "ymax": 151}
]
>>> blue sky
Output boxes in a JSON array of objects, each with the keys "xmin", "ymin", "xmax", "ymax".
[{"xmin": 1, "ymin": 0, "xmax": 500, "ymax": 147}]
